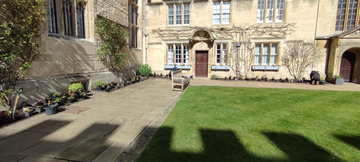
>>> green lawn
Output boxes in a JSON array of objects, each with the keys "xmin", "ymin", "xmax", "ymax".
[{"xmin": 138, "ymin": 86, "xmax": 360, "ymax": 162}]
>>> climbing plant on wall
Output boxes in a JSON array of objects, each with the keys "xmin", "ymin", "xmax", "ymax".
[
  {"xmin": 0, "ymin": 0, "xmax": 46, "ymax": 110},
  {"xmin": 95, "ymin": 16, "xmax": 128, "ymax": 79}
]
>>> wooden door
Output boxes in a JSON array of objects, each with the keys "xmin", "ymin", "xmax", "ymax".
[
  {"xmin": 195, "ymin": 51, "xmax": 208, "ymax": 77},
  {"xmin": 340, "ymin": 51, "xmax": 355, "ymax": 82}
]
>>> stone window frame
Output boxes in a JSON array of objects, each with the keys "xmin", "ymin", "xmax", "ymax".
[
  {"xmin": 212, "ymin": 1, "xmax": 231, "ymax": 25},
  {"xmin": 167, "ymin": 3, "xmax": 190, "ymax": 26},
  {"xmin": 129, "ymin": 0, "xmax": 139, "ymax": 48},
  {"xmin": 254, "ymin": 43, "xmax": 279, "ymax": 66},
  {"xmin": 215, "ymin": 43, "xmax": 228, "ymax": 65},
  {"xmin": 257, "ymin": 0, "xmax": 285, "ymax": 23},
  {"xmin": 76, "ymin": 3, "xmax": 85, "ymax": 38},
  {"xmin": 167, "ymin": 44, "xmax": 189, "ymax": 65},
  {"xmin": 335, "ymin": 0, "xmax": 360, "ymax": 31},
  {"xmin": 46, "ymin": 0, "xmax": 87, "ymax": 39}
]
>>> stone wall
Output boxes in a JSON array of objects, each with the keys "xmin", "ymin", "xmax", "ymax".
[
  {"xmin": 14, "ymin": 0, "xmax": 144, "ymax": 107},
  {"xmin": 145, "ymin": 0, "xmax": 327, "ymax": 79}
]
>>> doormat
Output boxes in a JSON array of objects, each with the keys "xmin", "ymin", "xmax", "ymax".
[{"xmin": 63, "ymin": 106, "xmax": 89, "ymax": 114}]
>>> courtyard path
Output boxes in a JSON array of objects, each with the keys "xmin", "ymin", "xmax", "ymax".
[{"xmin": 0, "ymin": 78, "xmax": 181, "ymax": 162}]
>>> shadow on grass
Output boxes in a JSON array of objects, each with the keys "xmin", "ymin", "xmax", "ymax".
[
  {"xmin": 334, "ymin": 135, "xmax": 360, "ymax": 150},
  {"xmin": 263, "ymin": 132, "xmax": 341, "ymax": 162},
  {"xmin": 138, "ymin": 127, "xmax": 344, "ymax": 162},
  {"xmin": 138, "ymin": 127, "xmax": 282, "ymax": 162}
]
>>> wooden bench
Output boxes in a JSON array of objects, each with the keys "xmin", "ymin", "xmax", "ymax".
[{"xmin": 171, "ymin": 70, "xmax": 190, "ymax": 91}]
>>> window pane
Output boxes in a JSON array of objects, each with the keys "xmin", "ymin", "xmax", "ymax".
[
  {"xmin": 63, "ymin": 0, "xmax": 73, "ymax": 36},
  {"xmin": 183, "ymin": 45, "xmax": 189, "ymax": 64},
  {"xmin": 254, "ymin": 44, "xmax": 261, "ymax": 65},
  {"xmin": 213, "ymin": 2, "xmax": 220, "ymax": 24},
  {"xmin": 276, "ymin": 0, "xmax": 284, "ymax": 22},
  {"xmin": 257, "ymin": 0, "xmax": 265, "ymax": 22},
  {"xmin": 270, "ymin": 44, "xmax": 277, "ymax": 65},
  {"xmin": 336, "ymin": 0, "xmax": 346, "ymax": 31},
  {"xmin": 77, "ymin": 3, "xmax": 85, "ymax": 38},
  {"xmin": 266, "ymin": 0, "xmax": 275, "ymax": 22},
  {"xmin": 222, "ymin": 44, "xmax": 227, "ymax": 65},
  {"xmin": 222, "ymin": 2, "xmax": 230, "ymax": 24},
  {"xmin": 262, "ymin": 44, "xmax": 269, "ymax": 65},
  {"xmin": 47, "ymin": 0, "xmax": 58, "ymax": 33},
  {"xmin": 168, "ymin": 45, "xmax": 174, "ymax": 64},
  {"xmin": 168, "ymin": 5, "xmax": 174, "ymax": 25},
  {"xmin": 347, "ymin": 0, "xmax": 358, "ymax": 30},
  {"xmin": 175, "ymin": 45, "xmax": 181, "ymax": 64},
  {"xmin": 184, "ymin": 4, "xmax": 190, "ymax": 25},
  {"xmin": 216, "ymin": 44, "xmax": 221, "ymax": 64},
  {"xmin": 176, "ymin": 5, "xmax": 182, "ymax": 25}
]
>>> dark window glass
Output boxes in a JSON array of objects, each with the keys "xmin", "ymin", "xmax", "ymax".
[
  {"xmin": 47, "ymin": 0, "xmax": 58, "ymax": 33},
  {"xmin": 62, "ymin": 0, "xmax": 73, "ymax": 36},
  {"xmin": 76, "ymin": 3, "xmax": 85, "ymax": 38}
]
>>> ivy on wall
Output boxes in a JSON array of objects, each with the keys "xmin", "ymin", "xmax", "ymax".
[
  {"xmin": 95, "ymin": 16, "xmax": 128, "ymax": 78},
  {"xmin": 0, "ymin": 0, "xmax": 46, "ymax": 110}
]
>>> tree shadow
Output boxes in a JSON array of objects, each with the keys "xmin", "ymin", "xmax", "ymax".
[
  {"xmin": 263, "ymin": 132, "xmax": 342, "ymax": 162},
  {"xmin": 334, "ymin": 134, "xmax": 360, "ymax": 150}
]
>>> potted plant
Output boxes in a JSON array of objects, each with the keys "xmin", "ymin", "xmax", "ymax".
[
  {"xmin": 131, "ymin": 76, "xmax": 136, "ymax": 84},
  {"xmin": 95, "ymin": 80, "xmax": 106, "ymax": 91},
  {"xmin": 225, "ymin": 76, "xmax": 228, "ymax": 80},
  {"xmin": 333, "ymin": 75, "xmax": 344, "ymax": 85},
  {"xmin": 105, "ymin": 86, "xmax": 111, "ymax": 92},
  {"xmin": 24, "ymin": 109, "xmax": 32, "ymax": 117},
  {"xmin": 81, "ymin": 92, "xmax": 87, "ymax": 99},
  {"xmin": 61, "ymin": 92, "xmax": 67, "ymax": 103},
  {"xmin": 320, "ymin": 78, "xmax": 326, "ymax": 85},
  {"xmin": 34, "ymin": 106, "xmax": 43, "ymax": 113},
  {"xmin": 68, "ymin": 83, "xmax": 84, "ymax": 95},
  {"xmin": 53, "ymin": 97, "xmax": 61, "ymax": 104},
  {"xmin": 67, "ymin": 92, "xmax": 75, "ymax": 105},
  {"xmin": 153, "ymin": 72, "xmax": 156, "ymax": 77},
  {"xmin": 211, "ymin": 74, "xmax": 216, "ymax": 80},
  {"xmin": 50, "ymin": 93, "xmax": 58, "ymax": 101},
  {"xmin": 44, "ymin": 102, "xmax": 58, "ymax": 115},
  {"xmin": 229, "ymin": 75, "xmax": 232, "ymax": 80},
  {"xmin": 121, "ymin": 80, "xmax": 125, "ymax": 87}
]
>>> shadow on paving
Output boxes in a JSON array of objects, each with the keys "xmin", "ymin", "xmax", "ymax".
[
  {"xmin": 0, "ymin": 119, "xmax": 127, "ymax": 162},
  {"xmin": 334, "ymin": 134, "xmax": 360, "ymax": 151},
  {"xmin": 137, "ymin": 127, "xmax": 343, "ymax": 162}
]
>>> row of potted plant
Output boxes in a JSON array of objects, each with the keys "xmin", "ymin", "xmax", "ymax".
[
  {"xmin": 211, "ymin": 75, "xmax": 329, "ymax": 85},
  {"xmin": 23, "ymin": 83, "xmax": 89, "ymax": 117},
  {"xmin": 94, "ymin": 76, "xmax": 147, "ymax": 92}
]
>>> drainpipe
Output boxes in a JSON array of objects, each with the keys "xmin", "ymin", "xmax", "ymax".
[
  {"xmin": 312, "ymin": 0, "xmax": 320, "ymax": 71},
  {"xmin": 143, "ymin": 0, "xmax": 146, "ymax": 64}
]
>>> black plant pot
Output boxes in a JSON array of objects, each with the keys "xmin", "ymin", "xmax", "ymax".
[
  {"xmin": 105, "ymin": 89, "xmax": 110, "ymax": 92},
  {"xmin": 96, "ymin": 87, "xmax": 103, "ymax": 91},
  {"xmin": 67, "ymin": 98, "xmax": 73, "ymax": 105},
  {"xmin": 82, "ymin": 95, "xmax": 87, "ymax": 99}
]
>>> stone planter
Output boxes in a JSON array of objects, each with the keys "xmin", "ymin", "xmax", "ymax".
[{"xmin": 333, "ymin": 78, "xmax": 344, "ymax": 85}]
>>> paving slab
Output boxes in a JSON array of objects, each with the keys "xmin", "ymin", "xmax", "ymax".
[
  {"xmin": 93, "ymin": 141, "xmax": 131, "ymax": 162},
  {"xmin": 105, "ymin": 125, "xmax": 145, "ymax": 141},
  {"xmin": 55, "ymin": 138, "xmax": 113, "ymax": 162},
  {"xmin": 0, "ymin": 131, "xmax": 48, "ymax": 154},
  {"xmin": 19, "ymin": 156, "xmax": 67, "ymax": 162},
  {"xmin": 19, "ymin": 134, "xmax": 86, "ymax": 158},
  {"xmin": 0, "ymin": 153, "xmax": 28, "ymax": 162},
  {"xmin": 108, "ymin": 117, "xmax": 134, "ymax": 125},
  {"xmin": 128, "ymin": 119, "xmax": 151, "ymax": 127}
]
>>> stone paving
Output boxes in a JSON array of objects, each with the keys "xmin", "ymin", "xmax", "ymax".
[
  {"xmin": 0, "ymin": 77, "xmax": 359, "ymax": 162},
  {"xmin": 0, "ymin": 78, "xmax": 180, "ymax": 162}
]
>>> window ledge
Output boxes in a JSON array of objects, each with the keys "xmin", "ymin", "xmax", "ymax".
[
  {"xmin": 252, "ymin": 65, "xmax": 281, "ymax": 71},
  {"xmin": 164, "ymin": 65, "xmax": 191, "ymax": 70},
  {"xmin": 211, "ymin": 65, "xmax": 230, "ymax": 71}
]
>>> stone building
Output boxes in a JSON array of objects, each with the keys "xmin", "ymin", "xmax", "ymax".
[
  {"xmin": 144, "ymin": 0, "xmax": 360, "ymax": 83},
  {"xmin": 17, "ymin": 0, "xmax": 145, "ymax": 104}
]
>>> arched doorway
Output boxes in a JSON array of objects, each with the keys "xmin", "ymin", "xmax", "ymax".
[{"xmin": 340, "ymin": 51, "xmax": 356, "ymax": 82}]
